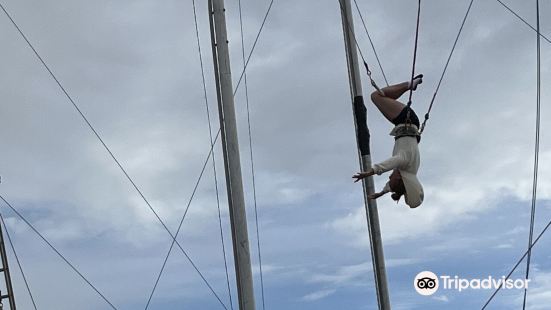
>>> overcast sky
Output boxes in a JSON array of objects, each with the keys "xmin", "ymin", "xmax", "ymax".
[{"xmin": 0, "ymin": 0, "xmax": 550, "ymax": 309}]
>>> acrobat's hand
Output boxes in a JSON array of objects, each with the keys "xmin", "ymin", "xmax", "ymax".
[
  {"xmin": 352, "ymin": 169, "xmax": 375, "ymax": 183},
  {"xmin": 368, "ymin": 192, "xmax": 385, "ymax": 200}
]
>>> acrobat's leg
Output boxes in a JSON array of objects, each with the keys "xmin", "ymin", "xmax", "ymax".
[
  {"xmin": 370, "ymin": 75, "xmax": 422, "ymax": 122},
  {"xmin": 370, "ymin": 82, "xmax": 408, "ymax": 122}
]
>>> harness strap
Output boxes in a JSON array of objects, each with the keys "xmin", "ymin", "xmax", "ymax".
[
  {"xmin": 363, "ymin": 61, "xmax": 385, "ymax": 96},
  {"xmin": 406, "ymin": 0, "xmax": 422, "ymax": 127}
]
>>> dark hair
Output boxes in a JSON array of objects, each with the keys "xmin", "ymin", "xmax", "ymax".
[
  {"xmin": 391, "ymin": 179, "xmax": 406, "ymax": 202},
  {"xmin": 391, "ymin": 192, "xmax": 403, "ymax": 202}
]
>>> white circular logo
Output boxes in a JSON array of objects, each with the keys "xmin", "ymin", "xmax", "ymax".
[{"xmin": 414, "ymin": 271, "xmax": 439, "ymax": 296}]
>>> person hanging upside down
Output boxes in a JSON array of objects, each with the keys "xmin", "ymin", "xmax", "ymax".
[{"xmin": 352, "ymin": 75, "xmax": 424, "ymax": 208}]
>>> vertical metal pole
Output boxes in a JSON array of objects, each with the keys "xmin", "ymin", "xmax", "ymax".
[
  {"xmin": 208, "ymin": 1, "xmax": 256, "ymax": 309},
  {"xmin": 0, "ymin": 220, "xmax": 16, "ymax": 310},
  {"xmin": 338, "ymin": 0, "xmax": 391, "ymax": 309}
]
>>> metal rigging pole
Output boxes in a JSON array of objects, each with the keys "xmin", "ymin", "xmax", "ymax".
[
  {"xmin": 338, "ymin": 0, "xmax": 391, "ymax": 309},
  {"xmin": 208, "ymin": 0, "xmax": 256, "ymax": 309},
  {"xmin": 0, "ymin": 219, "xmax": 16, "ymax": 310}
]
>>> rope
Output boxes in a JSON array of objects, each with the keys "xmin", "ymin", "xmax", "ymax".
[
  {"xmin": 481, "ymin": 219, "xmax": 551, "ymax": 309},
  {"xmin": 194, "ymin": 0, "xmax": 234, "ymax": 307},
  {"xmin": 145, "ymin": 131, "xmax": 228, "ymax": 310},
  {"xmin": 419, "ymin": 0, "xmax": 475, "ymax": 134},
  {"xmin": 0, "ymin": 0, "xmax": 276, "ymax": 308},
  {"xmin": 337, "ymin": 0, "xmax": 384, "ymax": 95},
  {"xmin": 145, "ymin": 141, "xmax": 227, "ymax": 310},
  {"xmin": 144, "ymin": 0, "xmax": 234, "ymax": 308},
  {"xmin": 405, "ymin": 0, "xmax": 422, "ymax": 124},
  {"xmin": 233, "ymin": 0, "xmax": 275, "ymax": 96},
  {"xmin": 0, "ymin": 195, "xmax": 118, "ymax": 309},
  {"xmin": 0, "ymin": 2, "xmax": 229, "ymax": 307},
  {"xmin": 494, "ymin": 0, "xmax": 551, "ymax": 45},
  {"xmin": 237, "ymin": 0, "xmax": 266, "ymax": 308},
  {"xmin": 144, "ymin": 244, "xmax": 172, "ymax": 309},
  {"xmin": 351, "ymin": 0, "xmax": 389, "ymax": 86},
  {"xmin": 0, "ymin": 213, "xmax": 38, "ymax": 310},
  {"xmin": 522, "ymin": 1, "xmax": 541, "ymax": 308},
  {"xmin": 146, "ymin": 0, "xmax": 277, "ymax": 306}
]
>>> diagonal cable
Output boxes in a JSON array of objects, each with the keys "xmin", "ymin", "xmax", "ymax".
[
  {"xmin": 237, "ymin": 0, "xmax": 266, "ymax": 309},
  {"xmin": 493, "ymin": 0, "xmax": 551, "ymax": 44},
  {"xmin": 522, "ymin": 0, "xmax": 541, "ymax": 308},
  {"xmin": 337, "ymin": 0, "xmax": 372, "ymax": 70},
  {"xmin": 431, "ymin": 0, "xmax": 475, "ymax": 100},
  {"xmin": 481, "ymin": 218, "xmax": 551, "ymax": 309},
  {"xmin": 0, "ymin": 212, "xmax": 38, "ymax": 310},
  {"xmin": 0, "ymin": 195, "xmax": 117, "ymax": 309},
  {"xmin": 351, "ymin": 0, "xmax": 389, "ymax": 86},
  {"xmin": 143, "ymin": 131, "xmax": 227, "ymax": 309},
  {"xmin": 420, "ymin": 0, "xmax": 475, "ymax": 133},
  {"xmin": 193, "ymin": 0, "xmax": 234, "ymax": 308},
  {"xmin": 233, "ymin": 0, "xmax": 275, "ymax": 95},
  {"xmin": 144, "ymin": 0, "xmax": 234, "ymax": 308},
  {"xmin": 144, "ymin": 0, "xmax": 277, "ymax": 306},
  {"xmin": 406, "ymin": 0, "xmax": 422, "ymax": 106},
  {"xmin": 0, "ymin": 2, "xmax": 228, "ymax": 307}
]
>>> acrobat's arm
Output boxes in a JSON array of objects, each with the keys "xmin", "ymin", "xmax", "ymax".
[
  {"xmin": 372, "ymin": 153, "xmax": 407, "ymax": 175},
  {"xmin": 368, "ymin": 182, "xmax": 391, "ymax": 200}
]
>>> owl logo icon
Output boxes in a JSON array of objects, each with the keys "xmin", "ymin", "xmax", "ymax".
[{"xmin": 414, "ymin": 271, "xmax": 439, "ymax": 295}]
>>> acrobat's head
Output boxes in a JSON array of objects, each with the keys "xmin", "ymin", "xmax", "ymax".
[{"xmin": 389, "ymin": 169, "xmax": 424, "ymax": 208}]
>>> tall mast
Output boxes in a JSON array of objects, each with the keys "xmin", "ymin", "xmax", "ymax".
[
  {"xmin": 0, "ymin": 219, "xmax": 16, "ymax": 309},
  {"xmin": 338, "ymin": 0, "xmax": 391, "ymax": 309},
  {"xmin": 208, "ymin": 1, "xmax": 256, "ymax": 309}
]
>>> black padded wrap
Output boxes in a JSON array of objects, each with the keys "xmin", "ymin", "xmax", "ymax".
[{"xmin": 353, "ymin": 96, "xmax": 371, "ymax": 155}]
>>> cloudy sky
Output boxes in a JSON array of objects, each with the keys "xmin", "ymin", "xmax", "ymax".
[{"xmin": 0, "ymin": 0, "xmax": 550, "ymax": 309}]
